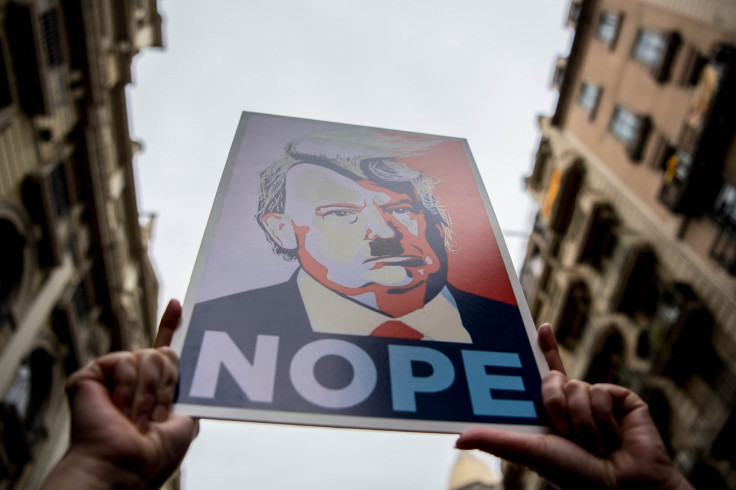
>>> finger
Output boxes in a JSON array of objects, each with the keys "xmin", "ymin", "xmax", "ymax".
[
  {"xmin": 151, "ymin": 348, "xmax": 179, "ymax": 422},
  {"xmin": 77, "ymin": 352, "xmax": 139, "ymax": 417},
  {"xmin": 537, "ymin": 323, "xmax": 566, "ymax": 375},
  {"xmin": 456, "ymin": 428, "xmax": 608, "ymax": 488},
  {"xmin": 149, "ymin": 414, "xmax": 200, "ymax": 488},
  {"xmin": 110, "ymin": 355, "xmax": 138, "ymax": 418},
  {"xmin": 590, "ymin": 384, "xmax": 623, "ymax": 453},
  {"xmin": 565, "ymin": 380, "xmax": 603, "ymax": 454},
  {"xmin": 542, "ymin": 371, "xmax": 570, "ymax": 435},
  {"xmin": 131, "ymin": 349, "xmax": 165, "ymax": 432},
  {"xmin": 155, "ymin": 299, "xmax": 182, "ymax": 348}
]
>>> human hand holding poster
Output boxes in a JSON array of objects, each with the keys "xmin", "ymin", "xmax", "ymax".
[{"xmin": 171, "ymin": 112, "xmax": 549, "ymax": 433}]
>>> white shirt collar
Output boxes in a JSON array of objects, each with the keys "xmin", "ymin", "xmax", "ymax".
[{"xmin": 296, "ymin": 271, "xmax": 472, "ymax": 343}]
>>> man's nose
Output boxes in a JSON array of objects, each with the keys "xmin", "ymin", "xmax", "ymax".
[{"xmin": 363, "ymin": 206, "xmax": 395, "ymax": 240}]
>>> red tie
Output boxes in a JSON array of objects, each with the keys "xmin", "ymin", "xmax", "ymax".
[{"xmin": 370, "ymin": 321, "xmax": 424, "ymax": 340}]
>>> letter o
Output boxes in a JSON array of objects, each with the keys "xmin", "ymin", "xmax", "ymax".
[{"xmin": 290, "ymin": 339, "xmax": 377, "ymax": 409}]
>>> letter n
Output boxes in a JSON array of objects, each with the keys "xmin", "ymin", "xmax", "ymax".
[{"xmin": 189, "ymin": 331, "xmax": 279, "ymax": 402}]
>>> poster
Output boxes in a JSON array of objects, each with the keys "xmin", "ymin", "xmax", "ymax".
[{"xmin": 172, "ymin": 112, "xmax": 549, "ymax": 433}]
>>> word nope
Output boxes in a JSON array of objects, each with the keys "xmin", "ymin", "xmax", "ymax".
[{"xmin": 188, "ymin": 331, "xmax": 537, "ymax": 419}]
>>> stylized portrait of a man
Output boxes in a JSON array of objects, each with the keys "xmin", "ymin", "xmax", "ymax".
[
  {"xmin": 257, "ymin": 138, "xmax": 470, "ymax": 341},
  {"xmin": 187, "ymin": 128, "xmax": 522, "ymax": 344}
]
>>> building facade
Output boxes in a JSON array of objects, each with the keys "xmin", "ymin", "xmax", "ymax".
[
  {"xmin": 0, "ymin": 0, "xmax": 162, "ymax": 488},
  {"xmin": 519, "ymin": 0, "xmax": 736, "ymax": 487}
]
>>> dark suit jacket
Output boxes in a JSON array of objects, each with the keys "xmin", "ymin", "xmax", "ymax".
[{"xmin": 178, "ymin": 274, "xmax": 544, "ymax": 425}]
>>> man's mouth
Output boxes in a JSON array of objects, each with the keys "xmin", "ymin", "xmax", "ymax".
[{"xmin": 364, "ymin": 256, "xmax": 425, "ymax": 267}]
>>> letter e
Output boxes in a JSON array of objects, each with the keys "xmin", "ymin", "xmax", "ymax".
[{"xmin": 461, "ymin": 350, "xmax": 537, "ymax": 418}]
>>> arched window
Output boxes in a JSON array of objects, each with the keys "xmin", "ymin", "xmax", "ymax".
[
  {"xmin": 1, "ymin": 343, "xmax": 56, "ymax": 481},
  {"xmin": 0, "ymin": 204, "xmax": 35, "ymax": 333},
  {"xmin": 584, "ymin": 326, "xmax": 625, "ymax": 384},
  {"xmin": 556, "ymin": 280, "xmax": 590, "ymax": 350}
]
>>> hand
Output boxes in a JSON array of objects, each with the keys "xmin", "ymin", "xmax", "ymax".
[
  {"xmin": 40, "ymin": 300, "xmax": 198, "ymax": 490},
  {"xmin": 455, "ymin": 324, "xmax": 693, "ymax": 490}
]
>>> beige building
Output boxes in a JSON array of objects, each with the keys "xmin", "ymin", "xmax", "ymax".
[
  {"xmin": 448, "ymin": 453, "xmax": 502, "ymax": 490},
  {"xmin": 0, "ymin": 0, "xmax": 163, "ymax": 488},
  {"xmin": 519, "ymin": 0, "xmax": 736, "ymax": 488}
]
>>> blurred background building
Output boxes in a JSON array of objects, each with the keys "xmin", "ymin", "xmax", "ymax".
[
  {"xmin": 518, "ymin": 0, "xmax": 736, "ymax": 488},
  {"xmin": 0, "ymin": 0, "xmax": 163, "ymax": 488},
  {"xmin": 449, "ymin": 452, "xmax": 502, "ymax": 490}
]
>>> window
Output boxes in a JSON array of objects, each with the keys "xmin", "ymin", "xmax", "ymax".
[
  {"xmin": 578, "ymin": 82, "xmax": 601, "ymax": 118},
  {"xmin": 609, "ymin": 106, "xmax": 640, "ymax": 145},
  {"xmin": 0, "ymin": 38, "xmax": 12, "ymax": 110},
  {"xmin": 556, "ymin": 280, "xmax": 591, "ymax": 349},
  {"xmin": 609, "ymin": 105, "xmax": 652, "ymax": 161},
  {"xmin": 632, "ymin": 28, "xmax": 667, "ymax": 68},
  {"xmin": 580, "ymin": 204, "xmax": 618, "ymax": 269},
  {"xmin": 713, "ymin": 183, "xmax": 736, "ymax": 223},
  {"xmin": 0, "ymin": 219, "xmax": 25, "ymax": 330},
  {"xmin": 631, "ymin": 28, "xmax": 681, "ymax": 82},
  {"xmin": 552, "ymin": 57, "xmax": 567, "ymax": 90},
  {"xmin": 568, "ymin": 1, "xmax": 582, "ymax": 26},
  {"xmin": 678, "ymin": 46, "xmax": 708, "ymax": 87},
  {"xmin": 648, "ymin": 133, "xmax": 675, "ymax": 171},
  {"xmin": 710, "ymin": 183, "xmax": 736, "ymax": 274},
  {"xmin": 40, "ymin": 10, "xmax": 62, "ymax": 68},
  {"xmin": 49, "ymin": 163, "xmax": 70, "ymax": 219},
  {"xmin": 596, "ymin": 11, "xmax": 621, "ymax": 48}
]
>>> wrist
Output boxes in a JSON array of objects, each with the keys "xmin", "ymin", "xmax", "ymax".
[{"xmin": 40, "ymin": 449, "xmax": 145, "ymax": 490}]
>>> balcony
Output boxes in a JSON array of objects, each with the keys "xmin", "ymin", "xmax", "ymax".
[{"xmin": 658, "ymin": 44, "xmax": 736, "ymax": 215}]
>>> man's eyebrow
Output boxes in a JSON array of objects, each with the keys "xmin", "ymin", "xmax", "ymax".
[
  {"xmin": 382, "ymin": 199, "xmax": 416, "ymax": 208},
  {"xmin": 314, "ymin": 203, "xmax": 364, "ymax": 212}
]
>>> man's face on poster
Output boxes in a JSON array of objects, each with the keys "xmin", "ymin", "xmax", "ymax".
[{"xmin": 264, "ymin": 164, "xmax": 443, "ymax": 297}]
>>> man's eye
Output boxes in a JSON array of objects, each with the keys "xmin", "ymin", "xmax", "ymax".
[
  {"xmin": 390, "ymin": 207, "xmax": 413, "ymax": 215},
  {"xmin": 320, "ymin": 209, "xmax": 359, "ymax": 224}
]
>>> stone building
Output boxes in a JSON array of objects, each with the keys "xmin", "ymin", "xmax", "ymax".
[
  {"xmin": 518, "ymin": 0, "xmax": 736, "ymax": 487},
  {"xmin": 0, "ymin": 0, "xmax": 162, "ymax": 488}
]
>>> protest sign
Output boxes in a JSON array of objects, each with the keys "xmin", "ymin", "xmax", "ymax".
[{"xmin": 172, "ymin": 112, "xmax": 549, "ymax": 433}]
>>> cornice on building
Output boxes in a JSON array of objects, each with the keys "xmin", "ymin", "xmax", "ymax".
[{"xmin": 639, "ymin": 0, "xmax": 736, "ymax": 33}]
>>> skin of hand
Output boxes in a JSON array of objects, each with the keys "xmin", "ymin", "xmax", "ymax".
[
  {"xmin": 39, "ymin": 300, "xmax": 198, "ymax": 490},
  {"xmin": 455, "ymin": 324, "xmax": 694, "ymax": 490}
]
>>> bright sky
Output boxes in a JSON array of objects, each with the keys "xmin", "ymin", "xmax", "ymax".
[{"xmin": 128, "ymin": 1, "xmax": 571, "ymax": 488}]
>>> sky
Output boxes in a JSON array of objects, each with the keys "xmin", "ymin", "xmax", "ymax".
[{"xmin": 127, "ymin": 1, "xmax": 572, "ymax": 488}]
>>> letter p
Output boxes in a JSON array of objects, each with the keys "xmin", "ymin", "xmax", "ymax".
[{"xmin": 388, "ymin": 345, "xmax": 455, "ymax": 412}]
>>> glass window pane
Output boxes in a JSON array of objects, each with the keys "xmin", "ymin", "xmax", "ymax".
[
  {"xmin": 596, "ymin": 11, "xmax": 620, "ymax": 45},
  {"xmin": 632, "ymin": 28, "xmax": 665, "ymax": 67},
  {"xmin": 609, "ymin": 106, "xmax": 641, "ymax": 144},
  {"xmin": 578, "ymin": 82, "xmax": 600, "ymax": 114}
]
